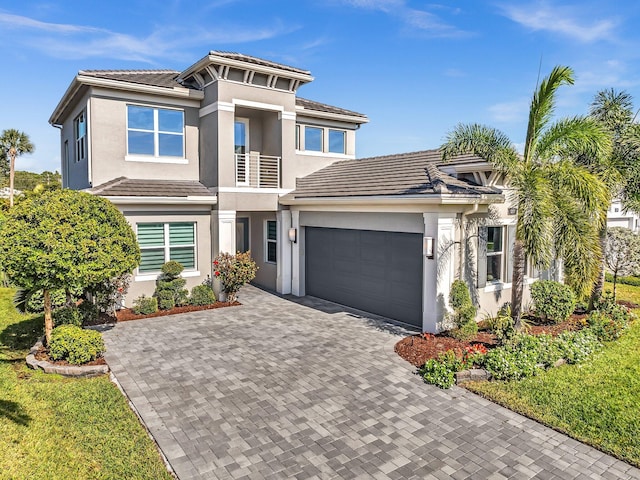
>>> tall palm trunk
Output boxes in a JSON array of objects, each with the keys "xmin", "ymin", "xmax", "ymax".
[
  {"xmin": 511, "ymin": 238, "xmax": 526, "ymax": 330},
  {"xmin": 43, "ymin": 289, "xmax": 53, "ymax": 345},
  {"xmin": 8, "ymin": 147, "xmax": 15, "ymax": 208},
  {"xmin": 589, "ymin": 226, "xmax": 607, "ymax": 310}
]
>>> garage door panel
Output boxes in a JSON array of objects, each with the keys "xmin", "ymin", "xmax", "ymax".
[{"xmin": 306, "ymin": 227, "xmax": 422, "ymax": 327}]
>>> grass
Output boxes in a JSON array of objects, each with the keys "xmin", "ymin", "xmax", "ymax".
[
  {"xmin": 0, "ymin": 288, "xmax": 172, "ymax": 480},
  {"xmin": 467, "ymin": 281, "xmax": 640, "ymax": 467}
]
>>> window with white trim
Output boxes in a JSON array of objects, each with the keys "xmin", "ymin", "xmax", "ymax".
[
  {"xmin": 299, "ymin": 125, "xmax": 348, "ymax": 154},
  {"xmin": 486, "ymin": 226, "xmax": 504, "ymax": 282},
  {"xmin": 137, "ymin": 222, "xmax": 196, "ymax": 273},
  {"xmin": 127, "ymin": 105, "xmax": 184, "ymax": 157},
  {"xmin": 74, "ymin": 111, "xmax": 86, "ymax": 163},
  {"xmin": 265, "ymin": 220, "xmax": 277, "ymax": 263},
  {"xmin": 304, "ymin": 126, "xmax": 323, "ymax": 152},
  {"xmin": 328, "ymin": 129, "xmax": 346, "ymax": 154}
]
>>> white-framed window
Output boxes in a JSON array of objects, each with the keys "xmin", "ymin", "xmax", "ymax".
[
  {"xmin": 486, "ymin": 226, "xmax": 504, "ymax": 282},
  {"xmin": 265, "ymin": 220, "xmax": 277, "ymax": 263},
  {"xmin": 127, "ymin": 105, "xmax": 184, "ymax": 158},
  {"xmin": 328, "ymin": 129, "xmax": 346, "ymax": 154},
  {"xmin": 137, "ymin": 222, "xmax": 196, "ymax": 273},
  {"xmin": 74, "ymin": 111, "xmax": 86, "ymax": 163},
  {"xmin": 304, "ymin": 126, "xmax": 323, "ymax": 152}
]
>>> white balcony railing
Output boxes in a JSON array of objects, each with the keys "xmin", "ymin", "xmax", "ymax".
[{"xmin": 235, "ymin": 153, "xmax": 281, "ymax": 188}]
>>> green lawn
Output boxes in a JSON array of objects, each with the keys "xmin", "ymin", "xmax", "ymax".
[
  {"xmin": 0, "ymin": 288, "xmax": 172, "ymax": 480},
  {"xmin": 468, "ymin": 281, "xmax": 640, "ymax": 467}
]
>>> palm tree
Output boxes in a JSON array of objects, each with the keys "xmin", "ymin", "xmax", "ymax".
[
  {"xmin": 441, "ymin": 66, "xmax": 611, "ymax": 329},
  {"xmin": 0, "ymin": 129, "xmax": 34, "ymax": 207}
]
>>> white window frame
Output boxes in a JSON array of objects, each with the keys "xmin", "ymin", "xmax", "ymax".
[
  {"xmin": 296, "ymin": 124, "xmax": 350, "ymax": 157},
  {"xmin": 135, "ymin": 222, "xmax": 198, "ymax": 279},
  {"xmin": 265, "ymin": 220, "xmax": 277, "ymax": 264},
  {"xmin": 126, "ymin": 104, "xmax": 186, "ymax": 163},
  {"xmin": 74, "ymin": 111, "xmax": 86, "ymax": 163},
  {"xmin": 327, "ymin": 129, "xmax": 346, "ymax": 154},
  {"xmin": 304, "ymin": 126, "xmax": 324, "ymax": 152},
  {"xmin": 486, "ymin": 226, "xmax": 504, "ymax": 283}
]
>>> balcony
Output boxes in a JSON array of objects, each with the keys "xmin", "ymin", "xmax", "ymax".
[{"xmin": 235, "ymin": 153, "xmax": 281, "ymax": 188}]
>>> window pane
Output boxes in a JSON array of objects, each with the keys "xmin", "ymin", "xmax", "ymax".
[
  {"xmin": 328, "ymin": 130, "xmax": 345, "ymax": 154},
  {"xmin": 137, "ymin": 224, "xmax": 164, "ymax": 247},
  {"xmin": 487, "ymin": 255, "xmax": 502, "ymax": 282},
  {"xmin": 305, "ymin": 126, "xmax": 322, "ymax": 151},
  {"xmin": 139, "ymin": 248, "xmax": 166, "ymax": 272},
  {"xmin": 487, "ymin": 227, "xmax": 503, "ymax": 253},
  {"xmin": 267, "ymin": 221, "xmax": 277, "ymax": 241},
  {"xmin": 158, "ymin": 133, "xmax": 183, "ymax": 157},
  {"xmin": 158, "ymin": 109, "xmax": 183, "ymax": 133},
  {"xmin": 234, "ymin": 121, "xmax": 247, "ymax": 154},
  {"xmin": 128, "ymin": 106, "xmax": 154, "ymax": 130},
  {"xmin": 128, "ymin": 131, "xmax": 155, "ymax": 155},
  {"xmin": 170, "ymin": 247, "xmax": 195, "ymax": 269},
  {"xmin": 169, "ymin": 223, "xmax": 194, "ymax": 245},
  {"xmin": 267, "ymin": 241, "xmax": 277, "ymax": 263}
]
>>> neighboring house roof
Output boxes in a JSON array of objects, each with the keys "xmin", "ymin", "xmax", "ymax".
[
  {"xmin": 89, "ymin": 177, "xmax": 215, "ymax": 197},
  {"xmin": 79, "ymin": 70, "xmax": 181, "ymax": 88},
  {"xmin": 282, "ymin": 150, "xmax": 502, "ymax": 201},
  {"xmin": 295, "ymin": 97, "xmax": 367, "ymax": 120},
  {"xmin": 209, "ymin": 51, "xmax": 311, "ymax": 75}
]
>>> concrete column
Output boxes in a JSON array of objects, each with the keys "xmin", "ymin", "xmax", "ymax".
[
  {"xmin": 276, "ymin": 210, "xmax": 292, "ymax": 294},
  {"xmin": 214, "ymin": 210, "xmax": 236, "ymax": 255},
  {"xmin": 291, "ymin": 210, "xmax": 302, "ymax": 296},
  {"xmin": 422, "ymin": 213, "xmax": 457, "ymax": 333}
]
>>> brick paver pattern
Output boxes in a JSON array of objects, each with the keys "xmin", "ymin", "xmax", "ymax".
[{"xmin": 103, "ymin": 286, "xmax": 640, "ymax": 480}]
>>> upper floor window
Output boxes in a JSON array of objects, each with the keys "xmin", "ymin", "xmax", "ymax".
[
  {"xmin": 328, "ymin": 129, "xmax": 345, "ymax": 154},
  {"xmin": 74, "ymin": 111, "xmax": 86, "ymax": 163},
  {"xmin": 127, "ymin": 105, "xmax": 184, "ymax": 158},
  {"xmin": 305, "ymin": 126, "xmax": 323, "ymax": 152}
]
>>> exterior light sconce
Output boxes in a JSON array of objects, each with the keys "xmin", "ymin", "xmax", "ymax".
[
  {"xmin": 423, "ymin": 236, "xmax": 434, "ymax": 259},
  {"xmin": 288, "ymin": 228, "xmax": 297, "ymax": 243},
  {"xmin": 508, "ymin": 207, "xmax": 518, "ymax": 215}
]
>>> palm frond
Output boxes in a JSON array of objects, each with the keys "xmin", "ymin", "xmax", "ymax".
[
  {"xmin": 13, "ymin": 287, "xmax": 37, "ymax": 313},
  {"xmin": 590, "ymin": 88, "xmax": 634, "ymax": 131},
  {"xmin": 524, "ymin": 65, "xmax": 574, "ymax": 161},
  {"xmin": 441, "ymin": 123, "xmax": 520, "ymax": 175}
]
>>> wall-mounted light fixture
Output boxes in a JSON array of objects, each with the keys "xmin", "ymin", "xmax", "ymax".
[
  {"xmin": 423, "ymin": 236, "xmax": 434, "ymax": 259},
  {"xmin": 288, "ymin": 228, "xmax": 297, "ymax": 243},
  {"xmin": 508, "ymin": 207, "xmax": 518, "ymax": 215}
]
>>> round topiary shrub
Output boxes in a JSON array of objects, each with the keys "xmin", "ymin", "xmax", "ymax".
[
  {"xmin": 530, "ymin": 280, "xmax": 576, "ymax": 324},
  {"xmin": 190, "ymin": 285, "xmax": 216, "ymax": 306},
  {"xmin": 49, "ymin": 325, "xmax": 105, "ymax": 365},
  {"xmin": 161, "ymin": 260, "xmax": 184, "ymax": 277},
  {"xmin": 52, "ymin": 306, "xmax": 83, "ymax": 327}
]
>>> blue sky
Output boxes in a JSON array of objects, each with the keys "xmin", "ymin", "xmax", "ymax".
[{"xmin": 2, "ymin": 0, "xmax": 640, "ymax": 173}]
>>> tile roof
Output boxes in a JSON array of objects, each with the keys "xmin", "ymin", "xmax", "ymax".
[
  {"xmin": 285, "ymin": 150, "xmax": 501, "ymax": 199},
  {"xmin": 209, "ymin": 51, "xmax": 310, "ymax": 75},
  {"xmin": 295, "ymin": 97, "xmax": 367, "ymax": 119},
  {"xmin": 90, "ymin": 177, "xmax": 215, "ymax": 197},
  {"xmin": 79, "ymin": 70, "xmax": 182, "ymax": 88}
]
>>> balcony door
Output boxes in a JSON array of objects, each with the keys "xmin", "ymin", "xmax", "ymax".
[{"xmin": 235, "ymin": 118, "xmax": 249, "ymax": 185}]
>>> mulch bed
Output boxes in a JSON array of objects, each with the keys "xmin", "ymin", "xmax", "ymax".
[
  {"xmin": 395, "ymin": 314, "xmax": 584, "ymax": 368},
  {"xmin": 116, "ymin": 301, "xmax": 240, "ymax": 322},
  {"xmin": 34, "ymin": 346, "xmax": 107, "ymax": 367}
]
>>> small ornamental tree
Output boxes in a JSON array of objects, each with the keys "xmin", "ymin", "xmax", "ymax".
[
  {"xmin": 0, "ymin": 190, "xmax": 140, "ymax": 344},
  {"xmin": 447, "ymin": 280, "xmax": 478, "ymax": 341},
  {"xmin": 213, "ymin": 251, "xmax": 258, "ymax": 303},
  {"xmin": 153, "ymin": 261, "xmax": 188, "ymax": 310},
  {"xmin": 605, "ymin": 227, "xmax": 640, "ymax": 299}
]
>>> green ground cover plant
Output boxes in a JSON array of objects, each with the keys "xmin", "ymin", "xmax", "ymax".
[
  {"xmin": 0, "ymin": 288, "xmax": 171, "ymax": 479},
  {"xmin": 467, "ymin": 281, "xmax": 640, "ymax": 467}
]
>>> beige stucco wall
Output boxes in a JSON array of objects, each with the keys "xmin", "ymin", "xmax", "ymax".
[
  {"xmin": 118, "ymin": 204, "xmax": 213, "ymax": 306},
  {"xmin": 60, "ymin": 90, "xmax": 91, "ymax": 190},
  {"xmin": 88, "ymin": 89, "xmax": 201, "ymax": 187},
  {"xmin": 247, "ymin": 211, "xmax": 277, "ymax": 291}
]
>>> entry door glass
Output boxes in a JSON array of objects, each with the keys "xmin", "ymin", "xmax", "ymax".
[
  {"xmin": 236, "ymin": 218, "xmax": 249, "ymax": 253},
  {"xmin": 235, "ymin": 119, "xmax": 249, "ymax": 184}
]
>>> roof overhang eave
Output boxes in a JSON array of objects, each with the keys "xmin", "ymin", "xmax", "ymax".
[
  {"xmin": 279, "ymin": 193, "xmax": 505, "ymax": 207},
  {"xmin": 295, "ymin": 107, "xmax": 369, "ymax": 124},
  {"xmin": 94, "ymin": 195, "xmax": 217, "ymax": 205}
]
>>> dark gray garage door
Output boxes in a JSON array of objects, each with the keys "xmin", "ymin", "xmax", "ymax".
[{"xmin": 305, "ymin": 227, "xmax": 423, "ymax": 328}]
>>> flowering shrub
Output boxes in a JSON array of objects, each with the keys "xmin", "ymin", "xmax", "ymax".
[
  {"xmin": 556, "ymin": 330, "xmax": 601, "ymax": 364},
  {"xmin": 419, "ymin": 344, "xmax": 488, "ymax": 389},
  {"xmin": 420, "ymin": 359, "xmax": 457, "ymax": 389},
  {"xmin": 213, "ymin": 252, "xmax": 258, "ymax": 303}
]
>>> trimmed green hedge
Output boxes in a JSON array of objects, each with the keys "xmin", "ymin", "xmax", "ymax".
[
  {"xmin": 605, "ymin": 273, "xmax": 640, "ymax": 287},
  {"xmin": 49, "ymin": 325, "xmax": 105, "ymax": 365}
]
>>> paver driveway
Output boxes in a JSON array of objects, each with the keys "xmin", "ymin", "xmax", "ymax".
[{"xmin": 103, "ymin": 286, "xmax": 640, "ymax": 480}]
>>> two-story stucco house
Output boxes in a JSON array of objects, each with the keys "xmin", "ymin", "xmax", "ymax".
[{"xmin": 50, "ymin": 50, "xmax": 539, "ymax": 333}]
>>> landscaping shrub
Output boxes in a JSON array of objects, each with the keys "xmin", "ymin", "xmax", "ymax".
[
  {"xmin": 604, "ymin": 272, "xmax": 640, "ymax": 287},
  {"xmin": 85, "ymin": 273, "xmax": 131, "ymax": 314},
  {"xmin": 420, "ymin": 359, "xmax": 456, "ymax": 389},
  {"xmin": 49, "ymin": 325, "xmax": 105, "ymax": 365},
  {"xmin": 154, "ymin": 261, "xmax": 188, "ymax": 310},
  {"xmin": 190, "ymin": 284, "xmax": 216, "ymax": 306},
  {"xmin": 556, "ymin": 329, "xmax": 601, "ymax": 364},
  {"xmin": 213, "ymin": 252, "xmax": 258, "ymax": 303},
  {"xmin": 483, "ymin": 334, "xmax": 543, "ymax": 381},
  {"xmin": 419, "ymin": 346, "xmax": 488, "ymax": 389},
  {"xmin": 132, "ymin": 295, "xmax": 158, "ymax": 315},
  {"xmin": 25, "ymin": 288, "xmax": 68, "ymax": 313},
  {"xmin": 78, "ymin": 300, "xmax": 100, "ymax": 324},
  {"xmin": 531, "ymin": 280, "xmax": 576, "ymax": 323},
  {"xmin": 485, "ymin": 306, "xmax": 516, "ymax": 345},
  {"xmin": 447, "ymin": 280, "xmax": 478, "ymax": 341},
  {"xmin": 52, "ymin": 306, "xmax": 83, "ymax": 327}
]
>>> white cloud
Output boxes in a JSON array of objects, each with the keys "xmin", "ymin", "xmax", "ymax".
[
  {"xmin": 0, "ymin": 12, "xmax": 295, "ymax": 63},
  {"xmin": 488, "ymin": 98, "xmax": 530, "ymax": 123},
  {"xmin": 500, "ymin": 2, "xmax": 618, "ymax": 43}
]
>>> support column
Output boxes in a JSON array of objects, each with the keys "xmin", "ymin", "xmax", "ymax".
[
  {"xmin": 291, "ymin": 210, "xmax": 303, "ymax": 296},
  {"xmin": 276, "ymin": 210, "xmax": 292, "ymax": 294},
  {"xmin": 422, "ymin": 213, "xmax": 457, "ymax": 333},
  {"xmin": 214, "ymin": 210, "xmax": 236, "ymax": 255}
]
